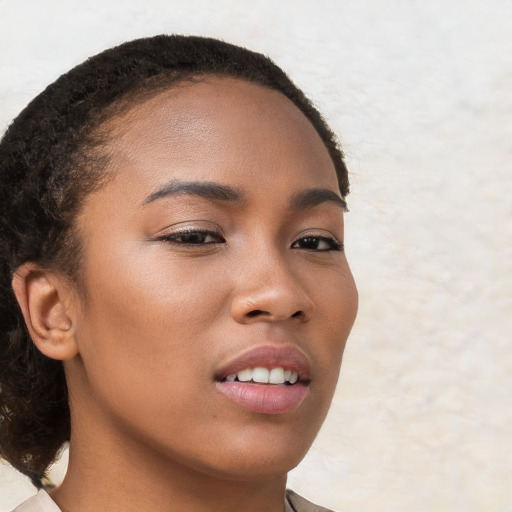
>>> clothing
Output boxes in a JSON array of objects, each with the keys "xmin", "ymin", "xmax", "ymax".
[
  {"xmin": 12, "ymin": 488, "xmax": 336, "ymax": 512},
  {"xmin": 11, "ymin": 490, "xmax": 57, "ymax": 512},
  {"xmin": 286, "ymin": 490, "xmax": 336, "ymax": 512}
]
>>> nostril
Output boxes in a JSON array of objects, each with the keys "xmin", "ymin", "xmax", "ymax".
[
  {"xmin": 246, "ymin": 309, "xmax": 305, "ymax": 319},
  {"xmin": 247, "ymin": 309, "xmax": 267, "ymax": 318}
]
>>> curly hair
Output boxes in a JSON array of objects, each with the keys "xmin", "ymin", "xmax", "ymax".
[{"xmin": 0, "ymin": 34, "xmax": 349, "ymax": 486}]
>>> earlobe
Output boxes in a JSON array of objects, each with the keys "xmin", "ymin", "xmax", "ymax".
[{"xmin": 12, "ymin": 263, "xmax": 79, "ymax": 361}]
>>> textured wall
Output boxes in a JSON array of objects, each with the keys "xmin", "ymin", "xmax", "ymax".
[{"xmin": 1, "ymin": 1, "xmax": 511, "ymax": 511}]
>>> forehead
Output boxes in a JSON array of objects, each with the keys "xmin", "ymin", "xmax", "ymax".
[{"xmin": 102, "ymin": 77, "xmax": 339, "ymax": 197}]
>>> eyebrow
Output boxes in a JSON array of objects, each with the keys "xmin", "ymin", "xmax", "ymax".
[
  {"xmin": 289, "ymin": 188, "xmax": 347, "ymax": 212},
  {"xmin": 141, "ymin": 180, "xmax": 347, "ymax": 212},
  {"xmin": 141, "ymin": 180, "xmax": 245, "ymax": 207}
]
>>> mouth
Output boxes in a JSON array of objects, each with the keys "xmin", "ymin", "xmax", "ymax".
[
  {"xmin": 222, "ymin": 366, "xmax": 301, "ymax": 386},
  {"xmin": 215, "ymin": 345, "xmax": 311, "ymax": 415}
]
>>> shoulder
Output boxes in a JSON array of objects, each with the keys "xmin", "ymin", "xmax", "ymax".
[
  {"xmin": 286, "ymin": 489, "xmax": 338, "ymax": 512},
  {"xmin": 11, "ymin": 489, "xmax": 60, "ymax": 512}
]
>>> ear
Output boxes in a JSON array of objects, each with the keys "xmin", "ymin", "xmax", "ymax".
[{"xmin": 12, "ymin": 263, "xmax": 79, "ymax": 361}]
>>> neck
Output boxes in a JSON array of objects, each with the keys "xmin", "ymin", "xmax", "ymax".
[{"xmin": 50, "ymin": 420, "xmax": 288, "ymax": 512}]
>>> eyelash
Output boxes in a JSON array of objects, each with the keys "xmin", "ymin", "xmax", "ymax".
[
  {"xmin": 157, "ymin": 229, "xmax": 224, "ymax": 246},
  {"xmin": 157, "ymin": 229, "xmax": 343, "ymax": 252},
  {"xmin": 291, "ymin": 235, "xmax": 343, "ymax": 252}
]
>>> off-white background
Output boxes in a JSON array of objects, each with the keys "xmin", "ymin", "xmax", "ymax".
[{"xmin": 1, "ymin": 1, "xmax": 511, "ymax": 511}]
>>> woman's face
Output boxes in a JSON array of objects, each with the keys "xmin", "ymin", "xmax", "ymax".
[{"xmin": 68, "ymin": 78, "xmax": 358, "ymax": 479}]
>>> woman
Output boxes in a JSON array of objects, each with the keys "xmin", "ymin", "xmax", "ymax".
[{"xmin": 0, "ymin": 35, "xmax": 358, "ymax": 512}]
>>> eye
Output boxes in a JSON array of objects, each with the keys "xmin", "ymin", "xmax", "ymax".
[
  {"xmin": 157, "ymin": 229, "xmax": 225, "ymax": 245},
  {"xmin": 291, "ymin": 234, "xmax": 343, "ymax": 252}
]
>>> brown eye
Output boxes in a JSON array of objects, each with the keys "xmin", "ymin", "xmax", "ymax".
[
  {"xmin": 159, "ymin": 230, "xmax": 225, "ymax": 245},
  {"xmin": 291, "ymin": 235, "xmax": 343, "ymax": 252}
]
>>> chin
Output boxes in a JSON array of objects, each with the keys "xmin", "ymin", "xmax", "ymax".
[
  {"xmin": 200, "ymin": 448, "xmax": 309, "ymax": 482},
  {"xmin": 186, "ymin": 425, "xmax": 317, "ymax": 482}
]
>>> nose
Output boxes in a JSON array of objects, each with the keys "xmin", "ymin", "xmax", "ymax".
[{"xmin": 230, "ymin": 253, "xmax": 314, "ymax": 324}]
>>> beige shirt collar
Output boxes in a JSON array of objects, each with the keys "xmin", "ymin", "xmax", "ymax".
[{"xmin": 11, "ymin": 490, "xmax": 60, "ymax": 512}]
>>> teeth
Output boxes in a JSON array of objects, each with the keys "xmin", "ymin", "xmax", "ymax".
[
  {"xmin": 228, "ymin": 367, "xmax": 299, "ymax": 385},
  {"xmin": 237, "ymin": 369, "xmax": 252, "ymax": 382},
  {"xmin": 269, "ymin": 367, "xmax": 285, "ymax": 384},
  {"xmin": 252, "ymin": 367, "xmax": 270, "ymax": 383}
]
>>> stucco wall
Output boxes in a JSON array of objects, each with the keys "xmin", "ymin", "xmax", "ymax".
[{"xmin": 1, "ymin": 1, "xmax": 511, "ymax": 511}]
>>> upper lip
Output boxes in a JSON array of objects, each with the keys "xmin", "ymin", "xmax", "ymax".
[{"xmin": 215, "ymin": 344, "xmax": 311, "ymax": 382}]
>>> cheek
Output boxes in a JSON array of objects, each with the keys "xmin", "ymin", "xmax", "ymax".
[
  {"xmin": 309, "ymin": 266, "xmax": 358, "ymax": 380},
  {"xmin": 74, "ymin": 244, "xmax": 229, "ymax": 403},
  {"xmin": 330, "ymin": 271, "xmax": 358, "ymax": 344}
]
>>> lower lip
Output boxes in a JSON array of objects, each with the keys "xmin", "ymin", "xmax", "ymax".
[{"xmin": 216, "ymin": 381, "xmax": 309, "ymax": 414}]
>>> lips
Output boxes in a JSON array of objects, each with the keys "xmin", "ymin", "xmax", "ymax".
[{"xmin": 215, "ymin": 345, "xmax": 311, "ymax": 414}]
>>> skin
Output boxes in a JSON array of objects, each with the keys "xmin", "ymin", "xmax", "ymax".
[{"xmin": 15, "ymin": 78, "xmax": 358, "ymax": 511}]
